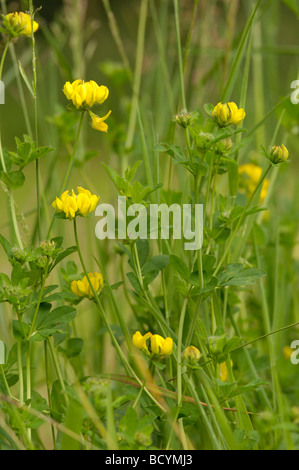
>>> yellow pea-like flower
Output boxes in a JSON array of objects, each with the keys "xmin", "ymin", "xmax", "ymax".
[
  {"xmin": 238, "ymin": 163, "xmax": 269, "ymax": 204},
  {"xmin": 132, "ymin": 331, "xmax": 173, "ymax": 358},
  {"xmin": 150, "ymin": 334, "xmax": 173, "ymax": 357},
  {"xmin": 212, "ymin": 102, "xmax": 245, "ymax": 127},
  {"xmin": 52, "ymin": 187, "xmax": 99, "ymax": 220},
  {"xmin": 71, "ymin": 272, "xmax": 104, "ymax": 300},
  {"xmin": 89, "ymin": 110, "xmax": 112, "ymax": 133},
  {"xmin": 132, "ymin": 331, "xmax": 152, "ymax": 356},
  {"xmin": 63, "ymin": 79, "xmax": 109, "ymax": 110},
  {"xmin": 4, "ymin": 12, "xmax": 39, "ymax": 37},
  {"xmin": 226, "ymin": 102, "xmax": 246, "ymax": 125}
]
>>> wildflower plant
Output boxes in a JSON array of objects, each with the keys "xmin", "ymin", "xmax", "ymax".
[{"xmin": 0, "ymin": 0, "xmax": 298, "ymax": 452}]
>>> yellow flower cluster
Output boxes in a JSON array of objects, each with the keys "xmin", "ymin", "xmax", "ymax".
[
  {"xmin": 3, "ymin": 12, "xmax": 38, "ymax": 36},
  {"xmin": 133, "ymin": 331, "xmax": 173, "ymax": 358},
  {"xmin": 52, "ymin": 187, "xmax": 99, "ymax": 220},
  {"xmin": 212, "ymin": 102, "xmax": 245, "ymax": 127},
  {"xmin": 63, "ymin": 80, "xmax": 109, "ymax": 109},
  {"xmin": 63, "ymin": 79, "xmax": 111, "ymax": 132},
  {"xmin": 238, "ymin": 163, "xmax": 269, "ymax": 203},
  {"xmin": 71, "ymin": 272, "xmax": 104, "ymax": 299}
]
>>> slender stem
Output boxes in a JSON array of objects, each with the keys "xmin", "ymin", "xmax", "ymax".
[
  {"xmin": 177, "ymin": 298, "xmax": 188, "ymax": 408},
  {"xmin": 26, "ymin": 342, "xmax": 32, "ymax": 442},
  {"xmin": 173, "ymin": 0, "xmax": 187, "ymax": 110},
  {"xmin": 73, "ymin": 219, "xmax": 167, "ymax": 412},
  {"xmin": 213, "ymin": 163, "xmax": 272, "ymax": 276},
  {"xmin": 177, "ymin": 298, "xmax": 188, "ymax": 450},
  {"xmin": 17, "ymin": 341, "xmax": 24, "ymax": 405},
  {"xmin": 46, "ymin": 111, "xmax": 85, "ymax": 239},
  {"xmin": 0, "ymin": 364, "xmax": 13, "ymax": 398},
  {"xmin": 28, "ymin": 262, "xmax": 49, "ymax": 338},
  {"xmin": 28, "ymin": 1, "xmax": 41, "ymax": 240},
  {"xmin": 0, "ymin": 42, "xmax": 24, "ymax": 249},
  {"xmin": 44, "ymin": 341, "xmax": 56, "ymax": 448},
  {"xmin": 0, "ymin": 41, "xmax": 9, "ymax": 79}
]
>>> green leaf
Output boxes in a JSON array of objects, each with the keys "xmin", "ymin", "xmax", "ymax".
[
  {"xmin": 60, "ymin": 398, "xmax": 83, "ymax": 450},
  {"xmin": 156, "ymin": 143, "xmax": 185, "ymax": 162},
  {"xmin": 219, "ymin": 267, "xmax": 266, "ymax": 286},
  {"xmin": 35, "ymin": 304, "xmax": 76, "ymax": 337},
  {"xmin": 0, "ymin": 149, "xmax": 12, "ymax": 172},
  {"xmin": 18, "ymin": 60, "xmax": 34, "ymax": 97},
  {"xmin": 204, "ymin": 103, "xmax": 214, "ymax": 116},
  {"xmin": 58, "ymin": 338, "xmax": 83, "ymax": 358},
  {"xmin": 1, "ymin": 170, "xmax": 25, "ymax": 189},
  {"xmin": 282, "ymin": 0, "xmax": 299, "ymax": 15},
  {"xmin": 0, "ymin": 234, "xmax": 12, "ymax": 259},
  {"xmin": 169, "ymin": 255, "xmax": 190, "ymax": 283},
  {"xmin": 51, "ymin": 246, "xmax": 77, "ymax": 271},
  {"xmin": 126, "ymin": 272, "xmax": 142, "ymax": 295},
  {"xmin": 12, "ymin": 320, "xmax": 30, "ymax": 341},
  {"xmin": 142, "ymin": 255, "xmax": 169, "ymax": 275}
]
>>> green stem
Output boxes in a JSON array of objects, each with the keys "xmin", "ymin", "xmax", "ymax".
[
  {"xmin": 0, "ymin": 41, "xmax": 9, "ymax": 79},
  {"xmin": 44, "ymin": 341, "xmax": 56, "ymax": 449},
  {"xmin": 0, "ymin": 43, "xmax": 24, "ymax": 249},
  {"xmin": 0, "ymin": 364, "xmax": 13, "ymax": 398},
  {"xmin": 73, "ymin": 220, "xmax": 167, "ymax": 412},
  {"xmin": 17, "ymin": 341, "xmax": 24, "ymax": 405},
  {"xmin": 48, "ymin": 337, "xmax": 67, "ymax": 390},
  {"xmin": 29, "ymin": 1, "xmax": 41, "ymax": 240},
  {"xmin": 213, "ymin": 163, "xmax": 272, "ymax": 276},
  {"xmin": 26, "ymin": 342, "xmax": 32, "ymax": 442},
  {"xmin": 173, "ymin": 0, "xmax": 187, "ymax": 110},
  {"xmin": 46, "ymin": 111, "xmax": 85, "ymax": 239},
  {"xmin": 28, "ymin": 262, "xmax": 49, "ymax": 338}
]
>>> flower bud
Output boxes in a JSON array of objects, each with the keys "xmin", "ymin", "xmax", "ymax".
[
  {"xmin": 183, "ymin": 346, "xmax": 201, "ymax": 365},
  {"xmin": 175, "ymin": 110, "xmax": 192, "ymax": 129},
  {"xmin": 269, "ymin": 145, "xmax": 289, "ymax": 164}
]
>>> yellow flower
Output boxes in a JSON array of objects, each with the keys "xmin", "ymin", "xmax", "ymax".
[
  {"xmin": 76, "ymin": 187, "xmax": 99, "ymax": 217},
  {"xmin": 238, "ymin": 163, "xmax": 270, "ymax": 203},
  {"xmin": 220, "ymin": 360, "xmax": 233, "ymax": 382},
  {"xmin": 212, "ymin": 102, "xmax": 245, "ymax": 127},
  {"xmin": 183, "ymin": 346, "xmax": 201, "ymax": 365},
  {"xmin": 132, "ymin": 331, "xmax": 173, "ymax": 358},
  {"xmin": 63, "ymin": 79, "xmax": 109, "ymax": 110},
  {"xmin": 151, "ymin": 334, "xmax": 173, "ymax": 357},
  {"xmin": 71, "ymin": 272, "xmax": 104, "ymax": 299},
  {"xmin": 269, "ymin": 145, "xmax": 289, "ymax": 164},
  {"xmin": 52, "ymin": 187, "xmax": 99, "ymax": 220},
  {"xmin": 89, "ymin": 110, "xmax": 112, "ymax": 133},
  {"xmin": 3, "ymin": 12, "xmax": 38, "ymax": 36},
  {"xmin": 132, "ymin": 331, "xmax": 152, "ymax": 356}
]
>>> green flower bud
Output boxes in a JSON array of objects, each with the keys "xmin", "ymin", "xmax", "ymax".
[
  {"xmin": 183, "ymin": 346, "xmax": 201, "ymax": 365},
  {"xmin": 269, "ymin": 145, "xmax": 289, "ymax": 164}
]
